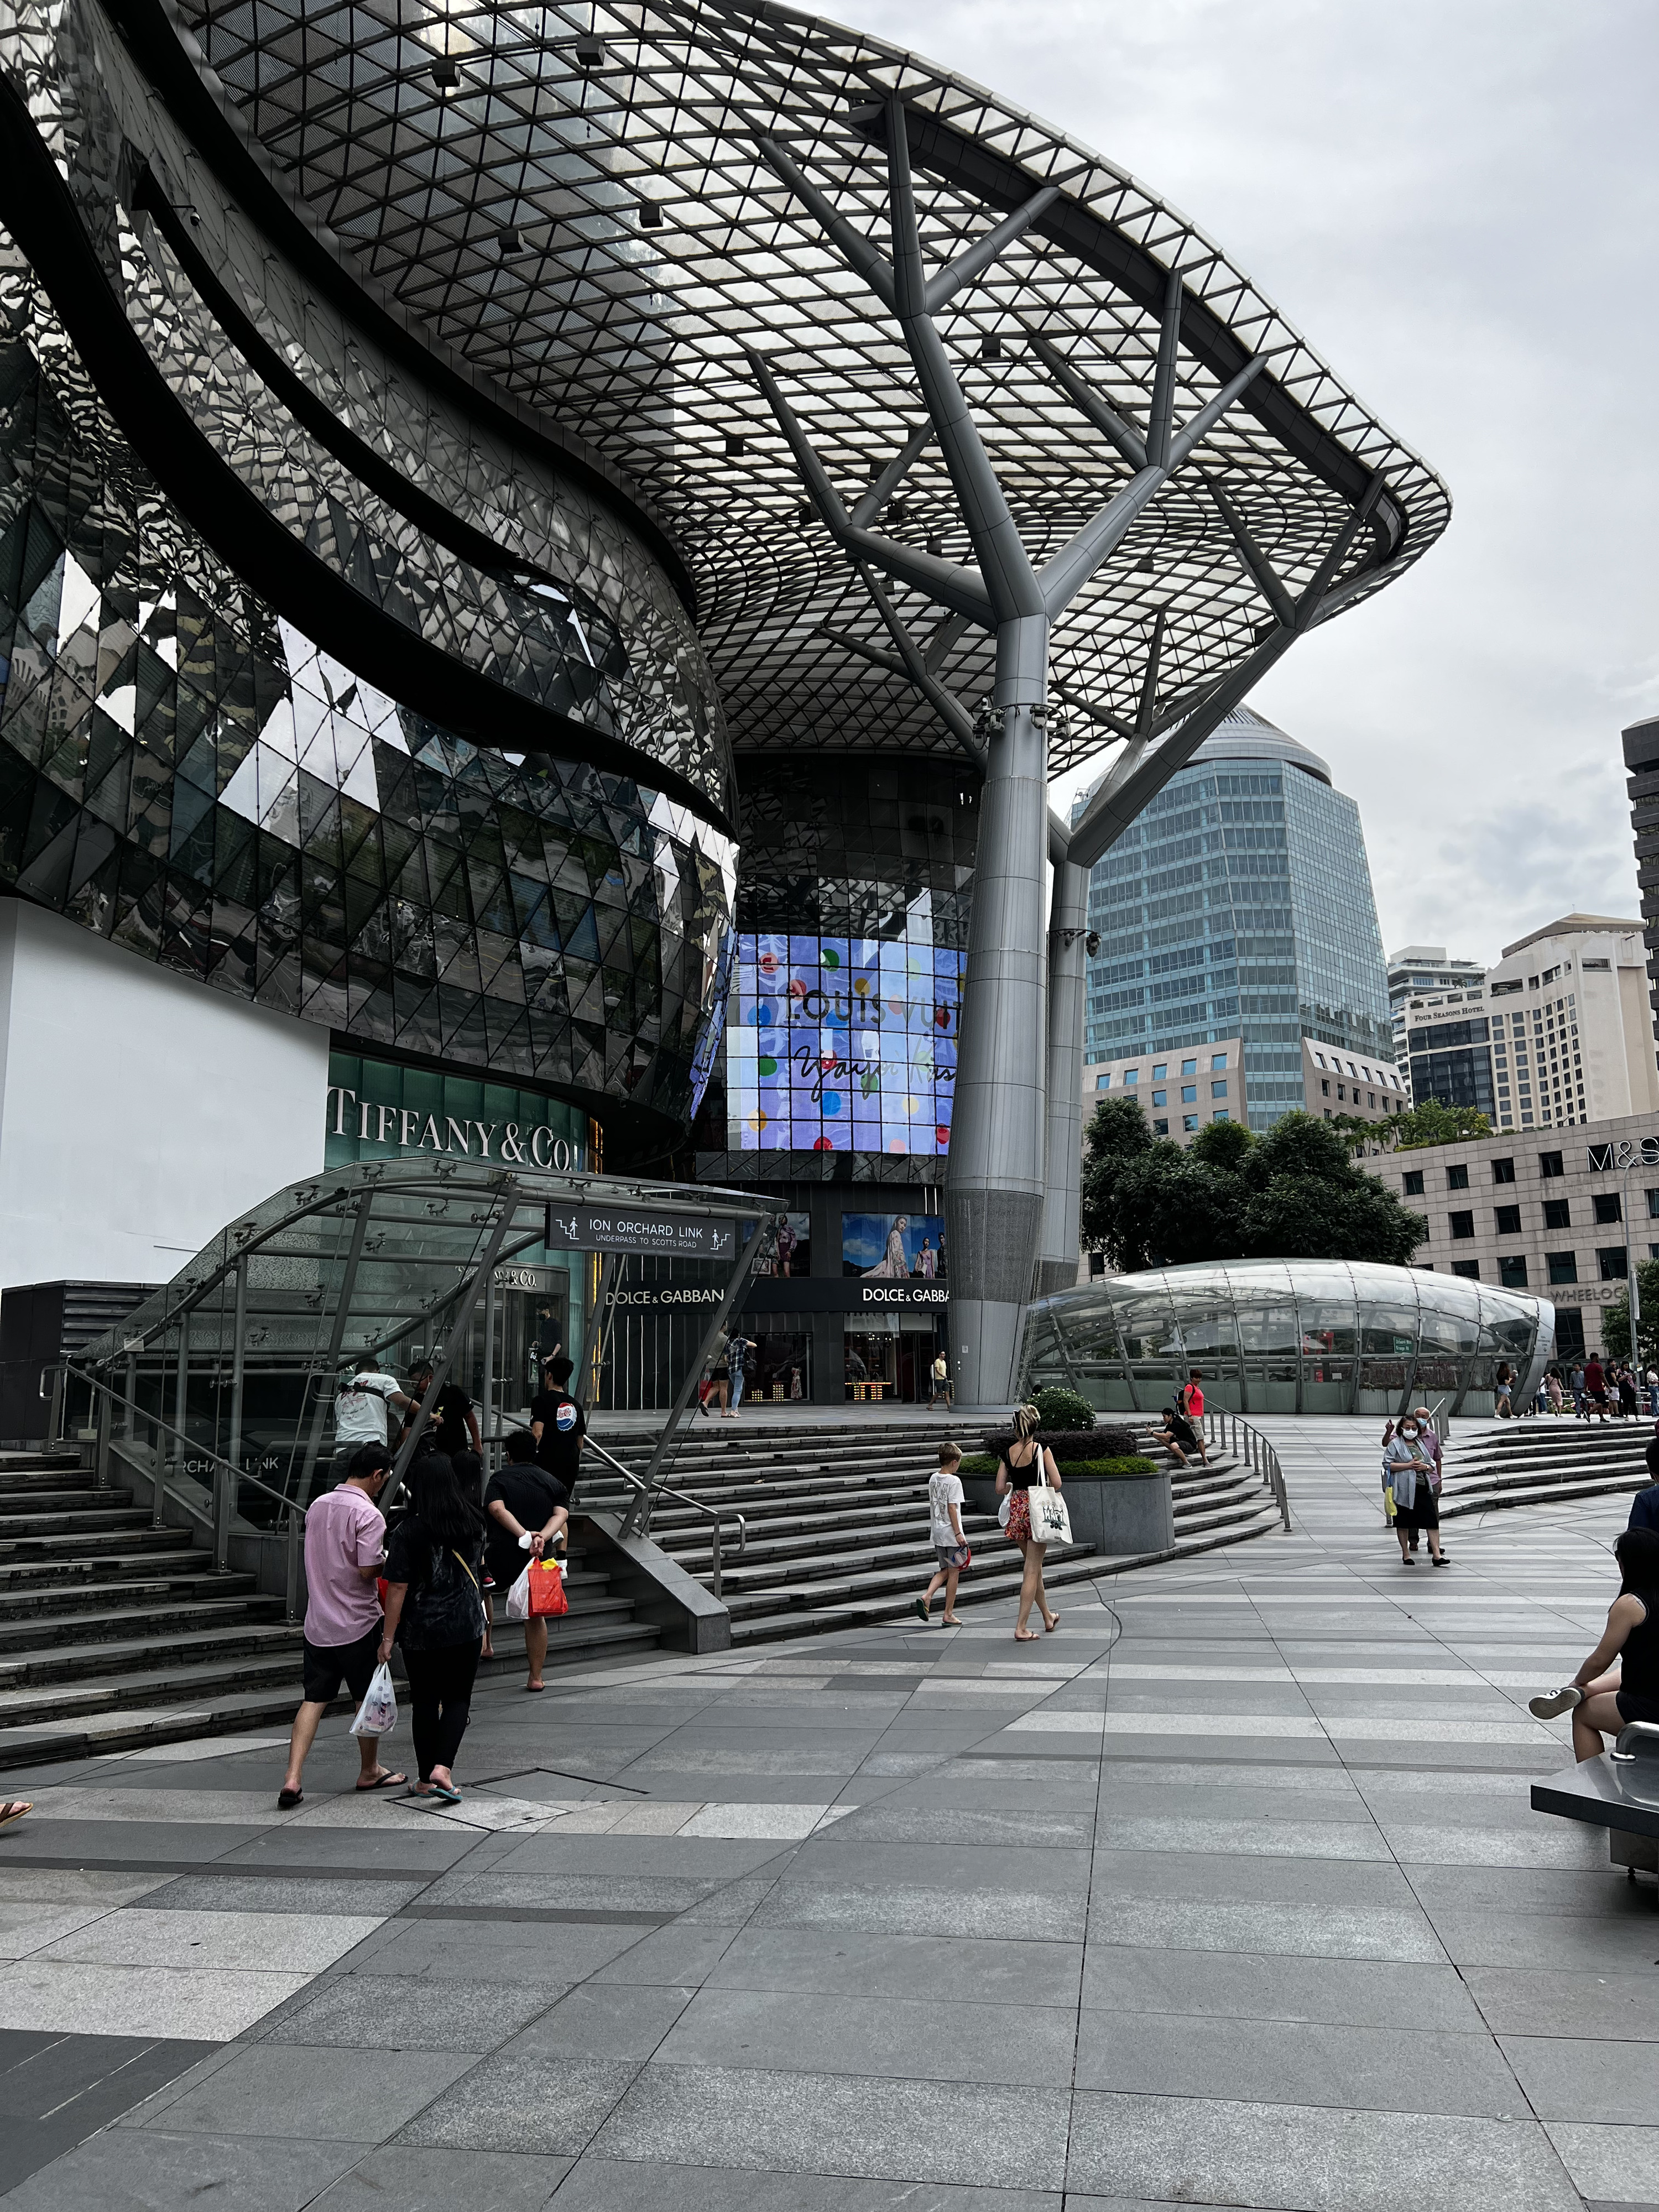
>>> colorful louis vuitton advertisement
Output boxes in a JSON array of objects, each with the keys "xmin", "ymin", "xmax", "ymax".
[{"xmin": 725, "ymin": 902, "xmax": 964, "ymax": 1156}]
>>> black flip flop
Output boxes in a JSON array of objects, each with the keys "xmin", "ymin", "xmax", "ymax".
[
  {"xmin": 276, "ymin": 1787, "xmax": 303, "ymax": 1810},
  {"xmin": 354, "ymin": 1771, "xmax": 408, "ymax": 1792}
]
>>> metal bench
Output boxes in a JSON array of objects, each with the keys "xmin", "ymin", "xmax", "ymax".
[{"xmin": 1532, "ymin": 1721, "xmax": 1659, "ymax": 1884}]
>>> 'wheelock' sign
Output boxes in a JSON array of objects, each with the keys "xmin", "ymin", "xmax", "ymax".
[{"xmin": 545, "ymin": 1204, "xmax": 738, "ymax": 1259}]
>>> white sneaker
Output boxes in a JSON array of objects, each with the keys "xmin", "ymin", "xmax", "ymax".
[{"xmin": 1528, "ymin": 1686, "xmax": 1584, "ymax": 1719}]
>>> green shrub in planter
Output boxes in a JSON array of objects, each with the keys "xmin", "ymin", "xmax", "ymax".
[
  {"xmin": 959, "ymin": 1454, "xmax": 998, "ymax": 1478},
  {"xmin": 1051, "ymin": 1455, "xmax": 1159, "ymax": 1479},
  {"xmin": 983, "ymin": 1423, "xmax": 1138, "ymax": 1462},
  {"xmin": 1029, "ymin": 1386, "xmax": 1095, "ymax": 1432}
]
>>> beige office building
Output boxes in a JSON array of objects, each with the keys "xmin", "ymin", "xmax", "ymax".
[
  {"xmin": 1479, "ymin": 916, "xmax": 1659, "ymax": 1134},
  {"xmin": 1083, "ymin": 1036, "xmax": 1405, "ymax": 1147},
  {"xmin": 1362, "ymin": 1107, "xmax": 1659, "ymax": 1362}
]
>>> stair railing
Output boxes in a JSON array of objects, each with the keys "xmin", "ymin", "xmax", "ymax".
[
  {"xmin": 1197, "ymin": 1408, "xmax": 1292, "ymax": 1533},
  {"xmin": 50, "ymin": 1360, "xmax": 313, "ymax": 1623},
  {"xmin": 582, "ymin": 1436, "xmax": 747, "ymax": 1599}
]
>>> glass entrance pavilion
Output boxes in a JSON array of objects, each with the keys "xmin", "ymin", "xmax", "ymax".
[{"xmin": 1022, "ymin": 1261, "xmax": 1555, "ymax": 1419}]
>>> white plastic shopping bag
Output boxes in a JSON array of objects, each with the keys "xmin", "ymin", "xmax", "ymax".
[
  {"xmin": 348, "ymin": 1661, "xmax": 398, "ymax": 1738},
  {"xmin": 504, "ymin": 1562, "xmax": 534, "ymax": 1622}
]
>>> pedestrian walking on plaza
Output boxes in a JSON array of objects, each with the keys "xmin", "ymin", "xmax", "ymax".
[
  {"xmin": 915, "ymin": 1441, "xmax": 969, "ymax": 1626},
  {"xmin": 1494, "ymin": 1363, "xmax": 1513, "ymax": 1418},
  {"xmin": 379, "ymin": 1453, "xmax": 486, "ymax": 1802},
  {"xmin": 1384, "ymin": 1416, "xmax": 1447, "ymax": 1568},
  {"xmin": 707, "ymin": 1331, "xmax": 732, "ymax": 1417},
  {"xmin": 451, "ymin": 1448, "xmax": 495, "ymax": 1660},
  {"xmin": 1527, "ymin": 1528, "xmax": 1659, "ymax": 1751},
  {"xmin": 1584, "ymin": 1354, "xmax": 1611, "ymax": 1422},
  {"xmin": 1570, "ymin": 1363, "xmax": 1587, "ymax": 1417},
  {"xmin": 486, "ymin": 1428, "xmax": 570, "ymax": 1692},
  {"xmin": 278, "ymin": 1444, "xmax": 405, "ymax": 1809},
  {"xmin": 1619, "ymin": 1365, "xmax": 1641, "ymax": 1420},
  {"xmin": 727, "ymin": 1331, "xmax": 752, "ymax": 1417},
  {"xmin": 332, "ymin": 1352, "xmax": 414, "ymax": 1467},
  {"xmin": 1546, "ymin": 1368, "xmax": 1564, "ymax": 1415},
  {"xmin": 530, "ymin": 1355, "xmax": 587, "ymax": 1501},
  {"xmin": 928, "ymin": 1351, "xmax": 952, "ymax": 1410},
  {"xmin": 997, "ymin": 1405, "xmax": 1061, "ymax": 1641}
]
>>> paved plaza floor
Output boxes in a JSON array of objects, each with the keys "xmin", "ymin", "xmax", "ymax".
[{"xmin": 0, "ymin": 1415, "xmax": 1652, "ymax": 2210}]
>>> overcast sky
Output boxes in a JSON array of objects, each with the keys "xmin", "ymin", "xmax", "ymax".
[{"xmin": 852, "ymin": 0, "xmax": 1659, "ymax": 966}]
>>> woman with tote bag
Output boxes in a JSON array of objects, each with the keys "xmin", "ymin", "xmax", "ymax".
[{"xmin": 997, "ymin": 1404, "xmax": 1066, "ymax": 1641}]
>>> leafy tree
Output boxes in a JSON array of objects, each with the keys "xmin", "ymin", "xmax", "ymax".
[
  {"xmin": 1373, "ymin": 1102, "xmax": 1492, "ymax": 1151},
  {"xmin": 1080, "ymin": 1103, "xmax": 1427, "ymax": 1271},
  {"xmin": 1599, "ymin": 1259, "xmax": 1659, "ymax": 1366}
]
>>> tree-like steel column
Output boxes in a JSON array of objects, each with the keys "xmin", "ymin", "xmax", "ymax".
[{"xmin": 750, "ymin": 97, "xmax": 1269, "ymax": 1403}]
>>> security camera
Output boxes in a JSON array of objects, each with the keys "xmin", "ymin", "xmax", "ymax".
[{"xmin": 1085, "ymin": 931, "xmax": 1100, "ymax": 957}]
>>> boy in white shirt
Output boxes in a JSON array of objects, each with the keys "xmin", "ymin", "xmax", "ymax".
[{"xmin": 914, "ymin": 1442, "xmax": 969, "ymax": 1626}]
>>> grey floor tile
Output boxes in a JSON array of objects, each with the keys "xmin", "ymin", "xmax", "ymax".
[
  {"xmin": 139, "ymin": 1876, "xmax": 426, "ymax": 1917},
  {"xmin": 589, "ymin": 2063, "xmax": 1071, "ymax": 2192},
  {"xmin": 357, "ymin": 1918, "xmax": 635, "ymax": 1982},
  {"xmin": 395, "ymin": 2055, "xmax": 642, "ymax": 2155},
  {"xmin": 0, "ymin": 2130, "xmax": 369, "ymax": 2211},
  {"xmin": 488, "ymin": 1835, "xmax": 792, "ymax": 1877},
  {"xmin": 1066, "ymin": 2088, "xmax": 1582, "ymax": 2209},
  {"xmin": 1081, "ymin": 1944, "xmax": 1484, "ymax": 2031},
  {"xmin": 1464, "ymin": 1966, "xmax": 1659, "ymax": 2039},
  {"xmin": 310, "ymin": 2145, "xmax": 571, "ymax": 2209},
  {"xmin": 0, "ymin": 2031, "xmax": 216, "ymax": 2199},
  {"xmin": 502, "ymin": 1981, "xmax": 694, "ymax": 2060},
  {"xmin": 785, "ymin": 1839, "xmax": 1091, "ymax": 1893},
  {"xmin": 1429, "ymin": 1909, "xmax": 1659, "ymax": 1970},
  {"xmin": 1545, "ymin": 2121, "xmax": 1659, "ymax": 2203},
  {"xmin": 1091, "ymin": 1813, "xmax": 1387, "ymax": 1862},
  {"xmin": 138, "ymin": 2043, "xmax": 472, "ymax": 2142},
  {"xmin": 1076, "ymin": 2008, "xmax": 1526, "ymax": 2118},
  {"xmin": 1409, "ymin": 1863, "xmax": 1650, "ymax": 1916},
  {"xmin": 261, "ymin": 1975, "xmax": 564, "ymax": 2053},
  {"xmin": 751, "ymin": 1881, "xmax": 1018, "ymax": 1942},
  {"xmin": 549, "ymin": 2156, "xmax": 1063, "ymax": 2209},
  {"xmin": 587, "ymin": 1923, "xmax": 742, "ymax": 1988},
  {"xmin": 1088, "ymin": 1849, "xmax": 1416, "ymax": 1910},
  {"xmin": 821, "ymin": 1804, "xmax": 1093, "ymax": 1848},
  {"xmin": 1503, "ymin": 2034, "xmax": 1659, "ymax": 2124},
  {"xmin": 1085, "ymin": 1897, "xmax": 1444, "ymax": 1964},
  {"xmin": 655, "ymin": 1985, "xmax": 1078, "ymax": 2087},
  {"xmin": 711, "ymin": 1924, "xmax": 1082, "ymax": 2008}
]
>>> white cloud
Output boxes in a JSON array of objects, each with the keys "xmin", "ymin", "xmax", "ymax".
[{"xmin": 853, "ymin": 0, "xmax": 1659, "ymax": 963}]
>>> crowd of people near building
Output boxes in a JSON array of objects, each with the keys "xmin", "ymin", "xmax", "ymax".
[{"xmin": 1500, "ymin": 1356, "xmax": 1659, "ymax": 1420}]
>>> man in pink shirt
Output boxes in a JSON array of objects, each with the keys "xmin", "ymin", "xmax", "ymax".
[{"xmin": 278, "ymin": 1445, "xmax": 405, "ymax": 1808}]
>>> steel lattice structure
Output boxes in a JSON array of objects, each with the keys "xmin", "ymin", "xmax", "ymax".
[{"xmin": 159, "ymin": 0, "xmax": 1448, "ymax": 770}]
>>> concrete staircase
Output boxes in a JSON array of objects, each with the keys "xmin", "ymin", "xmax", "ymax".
[
  {"xmin": 0, "ymin": 1449, "xmax": 658, "ymax": 1770},
  {"xmin": 587, "ymin": 1417, "xmax": 1284, "ymax": 1641},
  {"xmin": 1442, "ymin": 1416, "xmax": 1655, "ymax": 1520}
]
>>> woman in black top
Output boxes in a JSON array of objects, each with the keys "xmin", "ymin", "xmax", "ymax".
[
  {"xmin": 995, "ymin": 1404, "xmax": 1062, "ymax": 1642},
  {"xmin": 1535, "ymin": 1528, "xmax": 1659, "ymax": 1759},
  {"xmin": 484, "ymin": 1429, "xmax": 570, "ymax": 1693},
  {"xmin": 378, "ymin": 1455, "xmax": 486, "ymax": 1802}
]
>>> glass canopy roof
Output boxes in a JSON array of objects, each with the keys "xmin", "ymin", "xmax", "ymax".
[{"xmin": 157, "ymin": 0, "xmax": 1451, "ymax": 769}]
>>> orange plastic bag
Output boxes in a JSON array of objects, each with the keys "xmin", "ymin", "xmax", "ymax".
[{"xmin": 528, "ymin": 1554, "xmax": 567, "ymax": 1618}]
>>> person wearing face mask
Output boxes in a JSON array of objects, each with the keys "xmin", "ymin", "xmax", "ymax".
[{"xmin": 1384, "ymin": 1417, "xmax": 1448, "ymax": 1567}]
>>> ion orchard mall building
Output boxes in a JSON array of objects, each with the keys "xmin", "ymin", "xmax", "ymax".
[{"xmin": 0, "ymin": 0, "xmax": 1448, "ymax": 1407}]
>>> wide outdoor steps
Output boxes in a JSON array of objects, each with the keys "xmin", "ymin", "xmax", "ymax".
[
  {"xmin": 1441, "ymin": 1416, "xmax": 1655, "ymax": 1519},
  {"xmin": 586, "ymin": 1417, "xmax": 1283, "ymax": 1640},
  {"xmin": 0, "ymin": 1453, "xmax": 659, "ymax": 1770}
]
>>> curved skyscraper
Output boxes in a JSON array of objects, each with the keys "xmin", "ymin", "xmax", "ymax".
[{"xmin": 1082, "ymin": 707, "xmax": 1401, "ymax": 1136}]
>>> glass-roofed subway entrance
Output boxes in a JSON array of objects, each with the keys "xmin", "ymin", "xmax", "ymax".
[
  {"xmin": 1022, "ymin": 1262, "xmax": 1556, "ymax": 1420},
  {"xmin": 62, "ymin": 1161, "xmax": 776, "ymax": 1587}
]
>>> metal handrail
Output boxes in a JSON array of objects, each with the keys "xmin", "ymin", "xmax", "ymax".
[
  {"xmin": 581, "ymin": 1435, "xmax": 747, "ymax": 1600},
  {"xmin": 1197, "ymin": 1407, "xmax": 1293, "ymax": 1533}
]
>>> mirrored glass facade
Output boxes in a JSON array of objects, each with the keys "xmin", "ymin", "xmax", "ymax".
[
  {"xmin": 1085, "ymin": 709, "xmax": 1393, "ymax": 1128},
  {"xmin": 1023, "ymin": 1261, "xmax": 1554, "ymax": 1418}
]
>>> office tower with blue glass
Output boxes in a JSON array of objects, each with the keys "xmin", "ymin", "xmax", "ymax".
[{"xmin": 1082, "ymin": 708, "xmax": 1403, "ymax": 1136}]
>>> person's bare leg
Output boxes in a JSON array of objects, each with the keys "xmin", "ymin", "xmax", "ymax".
[
  {"xmin": 481, "ymin": 1592, "xmax": 495, "ymax": 1661},
  {"xmin": 1033, "ymin": 1545, "xmax": 1058, "ymax": 1630},
  {"xmin": 281, "ymin": 1701, "xmax": 326, "ymax": 1797},
  {"xmin": 1574, "ymin": 1690, "xmax": 1625, "ymax": 1761},
  {"xmin": 1015, "ymin": 1546, "xmax": 1041, "ymax": 1637},
  {"xmin": 525, "ymin": 1616, "xmax": 549, "ymax": 1689},
  {"xmin": 942, "ymin": 1567, "xmax": 962, "ymax": 1624}
]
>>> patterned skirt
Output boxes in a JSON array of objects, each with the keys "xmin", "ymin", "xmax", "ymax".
[{"xmin": 1004, "ymin": 1488, "xmax": 1032, "ymax": 1547}]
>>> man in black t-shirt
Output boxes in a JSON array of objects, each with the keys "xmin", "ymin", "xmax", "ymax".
[
  {"xmin": 529, "ymin": 1355, "xmax": 587, "ymax": 1499},
  {"xmin": 403, "ymin": 1363, "xmax": 481, "ymax": 1463}
]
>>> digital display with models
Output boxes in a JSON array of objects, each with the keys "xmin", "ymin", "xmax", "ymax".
[
  {"xmin": 727, "ymin": 924, "xmax": 963, "ymax": 1156},
  {"xmin": 842, "ymin": 1213, "xmax": 947, "ymax": 1280}
]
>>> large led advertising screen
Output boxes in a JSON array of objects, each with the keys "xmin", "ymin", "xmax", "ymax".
[{"xmin": 726, "ymin": 922, "xmax": 964, "ymax": 1156}]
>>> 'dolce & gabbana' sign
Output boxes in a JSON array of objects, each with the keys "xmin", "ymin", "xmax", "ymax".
[{"xmin": 328, "ymin": 1086, "xmax": 587, "ymax": 1171}]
